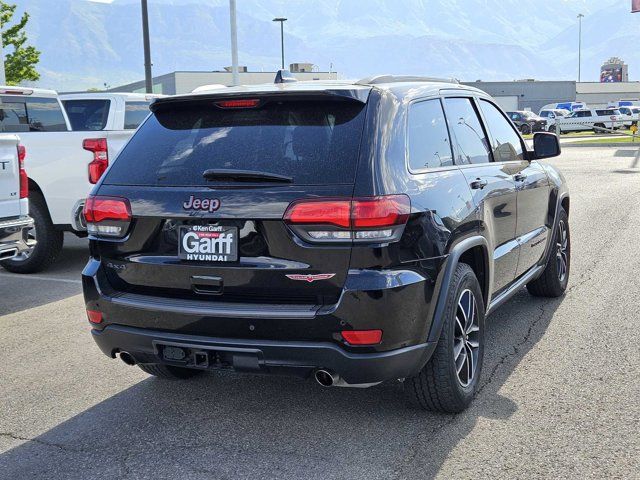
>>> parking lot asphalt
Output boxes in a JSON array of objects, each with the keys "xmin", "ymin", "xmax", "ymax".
[{"xmin": 1, "ymin": 147, "xmax": 639, "ymax": 479}]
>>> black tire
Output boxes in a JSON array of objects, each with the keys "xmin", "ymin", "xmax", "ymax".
[
  {"xmin": 527, "ymin": 208, "xmax": 570, "ymax": 298},
  {"xmin": 593, "ymin": 123, "xmax": 605, "ymax": 133},
  {"xmin": 404, "ymin": 263, "xmax": 485, "ymax": 413},
  {"xmin": 520, "ymin": 123, "xmax": 532, "ymax": 135},
  {"xmin": 138, "ymin": 363, "xmax": 204, "ymax": 380},
  {"xmin": 0, "ymin": 193, "xmax": 63, "ymax": 274}
]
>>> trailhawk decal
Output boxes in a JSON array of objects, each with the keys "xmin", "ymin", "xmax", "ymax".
[
  {"xmin": 285, "ymin": 273, "xmax": 336, "ymax": 283},
  {"xmin": 179, "ymin": 225, "xmax": 238, "ymax": 262}
]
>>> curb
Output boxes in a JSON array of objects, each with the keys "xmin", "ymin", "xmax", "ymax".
[{"xmin": 561, "ymin": 142, "xmax": 640, "ymax": 148}]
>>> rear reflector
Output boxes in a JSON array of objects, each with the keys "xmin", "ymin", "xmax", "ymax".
[
  {"xmin": 17, "ymin": 145, "xmax": 28, "ymax": 199},
  {"xmin": 341, "ymin": 330, "xmax": 383, "ymax": 345},
  {"xmin": 86, "ymin": 309, "xmax": 103, "ymax": 324},
  {"xmin": 215, "ymin": 99, "xmax": 260, "ymax": 109},
  {"xmin": 83, "ymin": 196, "xmax": 132, "ymax": 238},
  {"xmin": 83, "ymin": 138, "xmax": 109, "ymax": 184},
  {"xmin": 284, "ymin": 195, "xmax": 410, "ymax": 243}
]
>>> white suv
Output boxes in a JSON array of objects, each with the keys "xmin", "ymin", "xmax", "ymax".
[{"xmin": 548, "ymin": 108, "xmax": 624, "ymax": 133}]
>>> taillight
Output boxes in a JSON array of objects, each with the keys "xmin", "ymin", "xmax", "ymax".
[
  {"xmin": 83, "ymin": 196, "xmax": 131, "ymax": 238},
  {"xmin": 341, "ymin": 329, "xmax": 383, "ymax": 346},
  {"xmin": 283, "ymin": 194, "xmax": 410, "ymax": 243},
  {"xmin": 17, "ymin": 145, "xmax": 28, "ymax": 199},
  {"xmin": 83, "ymin": 138, "xmax": 109, "ymax": 184},
  {"xmin": 86, "ymin": 309, "xmax": 103, "ymax": 324}
]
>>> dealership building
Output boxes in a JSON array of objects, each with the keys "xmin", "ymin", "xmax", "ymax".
[{"xmin": 464, "ymin": 80, "xmax": 640, "ymax": 112}]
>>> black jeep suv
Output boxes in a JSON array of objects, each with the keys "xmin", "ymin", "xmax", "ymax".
[{"xmin": 82, "ymin": 75, "xmax": 570, "ymax": 413}]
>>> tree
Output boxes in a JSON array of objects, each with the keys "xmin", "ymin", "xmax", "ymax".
[{"xmin": 0, "ymin": 2, "xmax": 40, "ymax": 85}]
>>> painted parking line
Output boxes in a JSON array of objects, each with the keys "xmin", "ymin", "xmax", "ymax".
[{"xmin": 0, "ymin": 273, "xmax": 82, "ymax": 285}]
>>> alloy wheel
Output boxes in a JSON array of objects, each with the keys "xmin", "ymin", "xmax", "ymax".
[
  {"xmin": 11, "ymin": 224, "xmax": 36, "ymax": 261},
  {"xmin": 556, "ymin": 220, "xmax": 569, "ymax": 283},
  {"xmin": 453, "ymin": 289, "xmax": 480, "ymax": 387}
]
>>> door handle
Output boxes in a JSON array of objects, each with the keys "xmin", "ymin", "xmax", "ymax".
[
  {"xmin": 514, "ymin": 173, "xmax": 527, "ymax": 182},
  {"xmin": 470, "ymin": 178, "xmax": 488, "ymax": 190}
]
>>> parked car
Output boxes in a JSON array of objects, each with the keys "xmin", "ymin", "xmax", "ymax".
[
  {"xmin": 506, "ymin": 110, "xmax": 547, "ymax": 134},
  {"xmin": 0, "ymin": 135, "xmax": 33, "ymax": 263},
  {"xmin": 0, "ymin": 87, "xmax": 151, "ymax": 273},
  {"xmin": 83, "ymin": 74, "xmax": 570, "ymax": 413},
  {"xmin": 539, "ymin": 108, "xmax": 570, "ymax": 123},
  {"xmin": 548, "ymin": 108, "xmax": 624, "ymax": 133},
  {"xmin": 616, "ymin": 106, "xmax": 639, "ymax": 127},
  {"xmin": 540, "ymin": 102, "xmax": 587, "ymax": 113}
]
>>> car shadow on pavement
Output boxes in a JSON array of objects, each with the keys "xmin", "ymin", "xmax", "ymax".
[
  {"xmin": 0, "ymin": 234, "xmax": 87, "ymax": 316},
  {"xmin": 0, "ymin": 291, "xmax": 564, "ymax": 479}
]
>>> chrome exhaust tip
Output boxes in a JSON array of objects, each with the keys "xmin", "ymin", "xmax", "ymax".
[
  {"xmin": 119, "ymin": 351, "xmax": 136, "ymax": 366},
  {"xmin": 314, "ymin": 369, "xmax": 339, "ymax": 387}
]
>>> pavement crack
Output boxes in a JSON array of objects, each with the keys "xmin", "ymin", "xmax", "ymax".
[
  {"xmin": 477, "ymin": 302, "xmax": 547, "ymax": 395},
  {"xmin": 0, "ymin": 431, "xmax": 89, "ymax": 454}
]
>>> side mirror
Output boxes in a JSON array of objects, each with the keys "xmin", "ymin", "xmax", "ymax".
[{"xmin": 532, "ymin": 132, "xmax": 561, "ymax": 160}]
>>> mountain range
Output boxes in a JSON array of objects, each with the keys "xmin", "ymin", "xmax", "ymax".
[{"xmin": 11, "ymin": 0, "xmax": 632, "ymax": 91}]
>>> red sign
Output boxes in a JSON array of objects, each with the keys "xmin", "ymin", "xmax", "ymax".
[{"xmin": 633, "ymin": 0, "xmax": 640, "ymax": 13}]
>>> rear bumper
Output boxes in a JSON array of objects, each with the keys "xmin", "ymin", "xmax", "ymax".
[
  {"xmin": 91, "ymin": 324, "xmax": 436, "ymax": 384},
  {"xmin": 83, "ymin": 255, "xmax": 443, "ymax": 382},
  {"xmin": 0, "ymin": 216, "xmax": 34, "ymax": 260}
]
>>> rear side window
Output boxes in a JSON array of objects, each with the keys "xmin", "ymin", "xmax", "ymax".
[
  {"xmin": 407, "ymin": 99, "xmax": 453, "ymax": 171},
  {"xmin": 0, "ymin": 96, "xmax": 66, "ymax": 132},
  {"xmin": 104, "ymin": 100, "xmax": 367, "ymax": 186},
  {"xmin": 124, "ymin": 101, "xmax": 151, "ymax": 129},
  {"xmin": 62, "ymin": 99, "xmax": 110, "ymax": 131},
  {"xmin": 478, "ymin": 100, "xmax": 523, "ymax": 163},
  {"xmin": 596, "ymin": 109, "xmax": 617, "ymax": 116},
  {"xmin": 0, "ymin": 100, "xmax": 28, "ymax": 132},
  {"xmin": 24, "ymin": 98, "xmax": 67, "ymax": 132},
  {"xmin": 443, "ymin": 97, "xmax": 490, "ymax": 165}
]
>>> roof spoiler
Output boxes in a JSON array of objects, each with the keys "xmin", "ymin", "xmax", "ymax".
[{"xmin": 274, "ymin": 70, "xmax": 298, "ymax": 84}]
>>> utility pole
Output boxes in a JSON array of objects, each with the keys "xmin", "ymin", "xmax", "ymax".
[
  {"xmin": 229, "ymin": 0, "xmax": 239, "ymax": 86},
  {"xmin": 141, "ymin": 0, "xmax": 153, "ymax": 93},
  {"xmin": 273, "ymin": 17, "xmax": 287, "ymax": 69},
  {"xmin": 577, "ymin": 13, "xmax": 584, "ymax": 82}
]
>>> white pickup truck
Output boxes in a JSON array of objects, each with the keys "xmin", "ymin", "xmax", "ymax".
[
  {"xmin": 0, "ymin": 134, "xmax": 33, "ymax": 262},
  {"xmin": 0, "ymin": 88, "xmax": 156, "ymax": 273}
]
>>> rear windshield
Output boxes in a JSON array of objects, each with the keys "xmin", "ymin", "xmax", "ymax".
[
  {"xmin": 63, "ymin": 99, "xmax": 110, "ymax": 131},
  {"xmin": 104, "ymin": 100, "xmax": 367, "ymax": 186}
]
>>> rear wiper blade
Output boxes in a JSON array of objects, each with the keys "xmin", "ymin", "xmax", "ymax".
[{"xmin": 202, "ymin": 169, "xmax": 293, "ymax": 183}]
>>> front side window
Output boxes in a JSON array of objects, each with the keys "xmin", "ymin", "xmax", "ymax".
[
  {"xmin": 0, "ymin": 99, "xmax": 28, "ymax": 132},
  {"xmin": 407, "ymin": 99, "xmax": 453, "ymax": 171},
  {"xmin": 25, "ymin": 98, "xmax": 67, "ymax": 132},
  {"xmin": 478, "ymin": 99, "xmax": 523, "ymax": 163},
  {"xmin": 443, "ymin": 97, "xmax": 490, "ymax": 165}
]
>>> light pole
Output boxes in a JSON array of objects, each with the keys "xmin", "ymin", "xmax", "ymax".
[
  {"xmin": 229, "ymin": 0, "xmax": 239, "ymax": 86},
  {"xmin": 141, "ymin": 0, "xmax": 153, "ymax": 93},
  {"xmin": 577, "ymin": 13, "xmax": 584, "ymax": 82},
  {"xmin": 272, "ymin": 17, "xmax": 287, "ymax": 70}
]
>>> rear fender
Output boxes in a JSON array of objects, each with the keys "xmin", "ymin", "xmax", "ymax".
[{"xmin": 425, "ymin": 236, "xmax": 490, "ymax": 344}]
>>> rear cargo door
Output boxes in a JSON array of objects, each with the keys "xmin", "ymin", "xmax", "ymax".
[
  {"xmin": 95, "ymin": 95, "xmax": 369, "ymax": 306},
  {"xmin": 0, "ymin": 135, "xmax": 20, "ymax": 218}
]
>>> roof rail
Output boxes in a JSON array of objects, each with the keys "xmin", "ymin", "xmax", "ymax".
[
  {"xmin": 355, "ymin": 75, "xmax": 460, "ymax": 86},
  {"xmin": 274, "ymin": 69, "xmax": 298, "ymax": 84}
]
